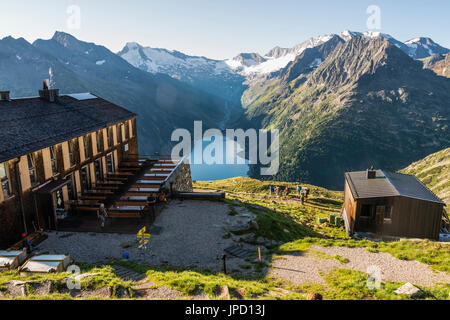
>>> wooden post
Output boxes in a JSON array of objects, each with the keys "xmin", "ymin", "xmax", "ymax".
[
  {"xmin": 222, "ymin": 254, "xmax": 227, "ymax": 274},
  {"xmin": 258, "ymin": 247, "xmax": 262, "ymax": 263}
]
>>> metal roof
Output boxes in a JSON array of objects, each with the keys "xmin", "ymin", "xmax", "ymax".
[
  {"xmin": 0, "ymin": 94, "xmax": 137, "ymax": 163},
  {"xmin": 345, "ymin": 169, "xmax": 445, "ymax": 205}
]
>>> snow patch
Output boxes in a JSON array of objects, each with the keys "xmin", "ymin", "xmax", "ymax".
[{"xmin": 96, "ymin": 60, "xmax": 106, "ymax": 65}]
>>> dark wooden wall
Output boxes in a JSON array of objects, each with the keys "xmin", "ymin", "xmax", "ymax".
[{"xmin": 350, "ymin": 195, "xmax": 443, "ymax": 240}]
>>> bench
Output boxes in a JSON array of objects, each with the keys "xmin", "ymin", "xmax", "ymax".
[
  {"xmin": 106, "ymin": 176, "xmax": 128, "ymax": 181},
  {"xmin": 79, "ymin": 195, "xmax": 107, "ymax": 201},
  {"xmin": 124, "ymin": 192, "xmax": 152, "ymax": 197},
  {"xmin": 107, "ymin": 212, "xmax": 142, "ymax": 218},
  {"xmin": 115, "ymin": 201, "xmax": 149, "ymax": 206},
  {"xmin": 132, "ymin": 184, "xmax": 161, "ymax": 189},
  {"xmin": 95, "ymin": 185, "xmax": 119, "ymax": 190},
  {"xmin": 109, "ymin": 171, "xmax": 133, "ymax": 176}
]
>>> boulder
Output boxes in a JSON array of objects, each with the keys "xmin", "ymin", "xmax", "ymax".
[
  {"xmin": 32, "ymin": 280, "xmax": 53, "ymax": 296},
  {"xmin": 394, "ymin": 283, "xmax": 423, "ymax": 298},
  {"xmin": 115, "ymin": 286, "xmax": 130, "ymax": 299},
  {"xmin": 306, "ymin": 292, "xmax": 323, "ymax": 300},
  {"xmin": 7, "ymin": 280, "xmax": 27, "ymax": 297},
  {"xmin": 234, "ymin": 288, "xmax": 246, "ymax": 299},
  {"xmin": 214, "ymin": 285, "xmax": 230, "ymax": 299}
]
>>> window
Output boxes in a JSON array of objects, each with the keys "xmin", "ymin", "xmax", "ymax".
[
  {"xmin": 384, "ymin": 206, "xmax": 393, "ymax": 223},
  {"xmin": 106, "ymin": 153, "xmax": 114, "ymax": 173},
  {"xmin": 360, "ymin": 205, "xmax": 372, "ymax": 217},
  {"xmin": 80, "ymin": 166, "xmax": 90, "ymax": 194},
  {"xmin": 117, "ymin": 124, "xmax": 123, "ymax": 144},
  {"xmin": 83, "ymin": 135, "xmax": 90, "ymax": 159},
  {"xmin": 49, "ymin": 146, "xmax": 58, "ymax": 176},
  {"xmin": 27, "ymin": 154, "xmax": 38, "ymax": 186},
  {"xmin": 95, "ymin": 159, "xmax": 103, "ymax": 182},
  {"xmin": 124, "ymin": 121, "xmax": 130, "ymax": 140},
  {"xmin": 0, "ymin": 162, "xmax": 11, "ymax": 199},
  {"xmin": 107, "ymin": 127, "xmax": 113, "ymax": 147},
  {"xmin": 65, "ymin": 173, "xmax": 76, "ymax": 200},
  {"xmin": 68, "ymin": 140, "xmax": 75, "ymax": 167},
  {"xmin": 96, "ymin": 131, "xmax": 103, "ymax": 153}
]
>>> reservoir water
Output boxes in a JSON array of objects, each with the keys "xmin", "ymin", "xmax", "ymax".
[{"xmin": 188, "ymin": 136, "xmax": 249, "ymax": 181}]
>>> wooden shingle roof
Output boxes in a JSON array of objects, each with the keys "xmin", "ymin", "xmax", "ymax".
[
  {"xmin": 0, "ymin": 94, "xmax": 137, "ymax": 163},
  {"xmin": 345, "ymin": 170, "xmax": 445, "ymax": 205}
]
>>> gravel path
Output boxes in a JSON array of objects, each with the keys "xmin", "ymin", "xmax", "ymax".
[
  {"xmin": 270, "ymin": 245, "xmax": 450, "ymax": 287},
  {"xmin": 38, "ymin": 200, "xmax": 256, "ymax": 271}
]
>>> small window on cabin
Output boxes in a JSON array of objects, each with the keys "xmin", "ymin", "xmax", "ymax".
[
  {"xmin": 360, "ymin": 204, "xmax": 372, "ymax": 217},
  {"xmin": 124, "ymin": 121, "xmax": 130, "ymax": 140},
  {"xmin": 68, "ymin": 141, "xmax": 75, "ymax": 167},
  {"xmin": 27, "ymin": 154, "xmax": 38, "ymax": 186},
  {"xmin": 50, "ymin": 146, "xmax": 58, "ymax": 176},
  {"xmin": 83, "ymin": 135, "xmax": 90, "ymax": 159},
  {"xmin": 0, "ymin": 162, "xmax": 12, "ymax": 199},
  {"xmin": 384, "ymin": 206, "xmax": 393, "ymax": 223}
]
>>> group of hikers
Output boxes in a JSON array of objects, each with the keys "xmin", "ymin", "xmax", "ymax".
[
  {"xmin": 96, "ymin": 192, "xmax": 167, "ymax": 229},
  {"xmin": 269, "ymin": 184, "xmax": 310, "ymax": 204}
]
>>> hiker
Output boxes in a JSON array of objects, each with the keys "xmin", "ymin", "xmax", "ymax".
[
  {"xmin": 300, "ymin": 193, "xmax": 305, "ymax": 205},
  {"xmin": 296, "ymin": 185, "xmax": 301, "ymax": 196},
  {"xmin": 304, "ymin": 187, "xmax": 310, "ymax": 200},
  {"xmin": 98, "ymin": 203, "xmax": 108, "ymax": 229},
  {"xmin": 276, "ymin": 186, "xmax": 281, "ymax": 198},
  {"xmin": 269, "ymin": 185, "xmax": 274, "ymax": 195},
  {"xmin": 22, "ymin": 233, "xmax": 33, "ymax": 254},
  {"xmin": 284, "ymin": 186, "xmax": 289, "ymax": 198}
]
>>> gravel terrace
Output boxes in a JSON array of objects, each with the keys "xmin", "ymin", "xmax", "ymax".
[
  {"xmin": 270, "ymin": 245, "xmax": 450, "ymax": 287},
  {"xmin": 38, "ymin": 200, "xmax": 258, "ymax": 272}
]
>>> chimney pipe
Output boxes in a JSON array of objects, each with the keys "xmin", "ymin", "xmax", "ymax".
[
  {"xmin": 39, "ymin": 79, "xmax": 59, "ymax": 102},
  {"xmin": 367, "ymin": 166, "xmax": 376, "ymax": 179},
  {"xmin": 0, "ymin": 91, "xmax": 10, "ymax": 101}
]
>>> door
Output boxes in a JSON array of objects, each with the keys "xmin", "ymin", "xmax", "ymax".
[
  {"xmin": 95, "ymin": 159, "xmax": 103, "ymax": 182},
  {"xmin": 106, "ymin": 153, "xmax": 114, "ymax": 173},
  {"xmin": 375, "ymin": 205, "xmax": 385, "ymax": 232},
  {"xmin": 80, "ymin": 166, "xmax": 90, "ymax": 194}
]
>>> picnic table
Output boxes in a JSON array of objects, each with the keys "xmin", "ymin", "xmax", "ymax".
[{"xmin": 108, "ymin": 171, "xmax": 133, "ymax": 176}]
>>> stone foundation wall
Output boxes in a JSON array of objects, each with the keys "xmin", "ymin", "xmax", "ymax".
[{"xmin": 168, "ymin": 163, "xmax": 193, "ymax": 193}]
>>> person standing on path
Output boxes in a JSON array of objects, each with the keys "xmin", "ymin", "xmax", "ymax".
[
  {"xmin": 98, "ymin": 203, "xmax": 108, "ymax": 229},
  {"xmin": 284, "ymin": 186, "xmax": 289, "ymax": 198},
  {"xmin": 297, "ymin": 185, "xmax": 301, "ymax": 197},
  {"xmin": 269, "ymin": 185, "xmax": 274, "ymax": 195}
]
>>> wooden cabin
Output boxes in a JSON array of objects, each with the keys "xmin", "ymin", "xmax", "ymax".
[
  {"xmin": 0, "ymin": 85, "xmax": 138, "ymax": 247},
  {"xmin": 341, "ymin": 168, "xmax": 445, "ymax": 240}
]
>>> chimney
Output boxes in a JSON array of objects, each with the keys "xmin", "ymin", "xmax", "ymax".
[
  {"xmin": 39, "ymin": 79, "xmax": 59, "ymax": 102},
  {"xmin": 0, "ymin": 91, "xmax": 10, "ymax": 101},
  {"xmin": 367, "ymin": 166, "xmax": 376, "ymax": 179}
]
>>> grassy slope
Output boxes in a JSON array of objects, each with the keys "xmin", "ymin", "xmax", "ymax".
[
  {"xmin": 400, "ymin": 147, "xmax": 450, "ymax": 206},
  {"xmin": 2, "ymin": 177, "xmax": 449, "ymax": 300}
]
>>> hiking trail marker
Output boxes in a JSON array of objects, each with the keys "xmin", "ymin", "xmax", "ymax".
[{"xmin": 137, "ymin": 227, "xmax": 150, "ymax": 249}]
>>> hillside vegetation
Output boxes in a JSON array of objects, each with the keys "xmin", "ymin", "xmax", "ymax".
[
  {"xmin": 240, "ymin": 36, "xmax": 450, "ymax": 189},
  {"xmin": 400, "ymin": 147, "xmax": 450, "ymax": 206}
]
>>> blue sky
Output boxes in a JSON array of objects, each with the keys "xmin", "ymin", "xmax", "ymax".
[{"xmin": 0, "ymin": 0, "xmax": 448, "ymax": 59}]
